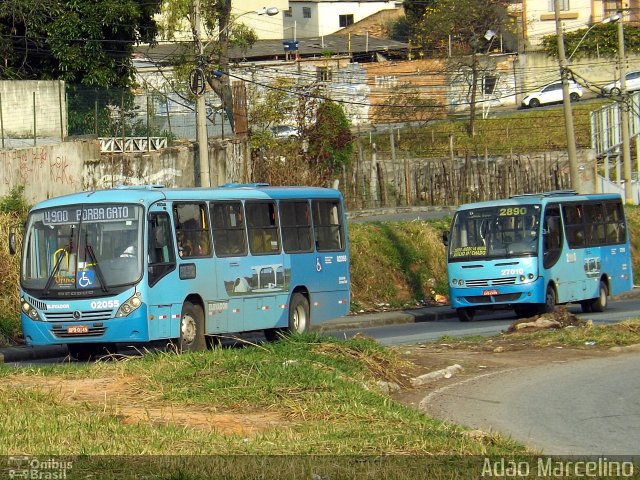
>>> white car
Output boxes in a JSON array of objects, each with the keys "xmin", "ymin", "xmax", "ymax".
[
  {"xmin": 521, "ymin": 81, "xmax": 583, "ymax": 108},
  {"xmin": 602, "ymin": 71, "xmax": 640, "ymax": 95}
]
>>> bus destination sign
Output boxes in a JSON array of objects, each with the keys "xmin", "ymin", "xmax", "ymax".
[{"xmin": 42, "ymin": 205, "xmax": 136, "ymax": 225}]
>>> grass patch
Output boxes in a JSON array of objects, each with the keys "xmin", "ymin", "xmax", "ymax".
[
  {"xmin": 0, "ymin": 335, "xmax": 525, "ymax": 459},
  {"xmin": 524, "ymin": 319, "xmax": 640, "ymax": 348},
  {"xmin": 349, "ymin": 221, "xmax": 449, "ymax": 311},
  {"xmin": 435, "ymin": 319, "xmax": 640, "ymax": 351}
]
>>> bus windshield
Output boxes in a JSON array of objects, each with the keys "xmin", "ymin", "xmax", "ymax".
[
  {"xmin": 449, "ymin": 205, "xmax": 541, "ymax": 261},
  {"xmin": 21, "ymin": 204, "xmax": 144, "ymax": 294}
]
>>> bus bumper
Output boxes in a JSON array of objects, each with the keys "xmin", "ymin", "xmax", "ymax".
[
  {"xmin": 449, "ymin": 277, "xmax": 546, "ymax": 309},
  {"xmin": 20, "ymin": 307, "xmax": 149, "ymax": 346}
]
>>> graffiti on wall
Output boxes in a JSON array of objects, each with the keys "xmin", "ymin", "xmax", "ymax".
[{"xmin": 1, "ymin": 148, "xmax": 75, "ymax": 189}]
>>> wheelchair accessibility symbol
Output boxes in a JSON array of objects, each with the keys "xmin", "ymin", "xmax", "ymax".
[{"xmin": 77, "ymin": 270, "xmax": 95, "ymax": 288}]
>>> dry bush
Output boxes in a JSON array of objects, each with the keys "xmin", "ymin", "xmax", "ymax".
[
  {"xmin": 0, "ymin": 213, "xmax": 22, "ymax": 342},
  {"xmin": 252, "ymin": 151, "xmax": 335, "ymax": 187}
]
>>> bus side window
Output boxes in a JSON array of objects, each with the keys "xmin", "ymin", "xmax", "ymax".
[
  {"xmin": 280, "ymin": 201, "xmax": 313, "ymax": 253},
  {"xmin": 246, "ymin": 201, "xmax": 281, "ymax": 255},
  {"xmin": 605, "ymin": 202, "xmax": 626, "ymax": 244},
  {"xmin": 584, "ymin": 203, "xmax": 605, "ymax": 246},
  {"xmin": 562, "ymin": 204, "xmax": 585, "ymax": 248},
  {"xmin": 173, "ymin": 203, "xmax": 212, "ymax": 258},
  {"xmin": 312, "ymin": 199, "xmax": 344, "ymax": 251},
  {"xmin": 210, "ymin": 201, "xmax": 247, "ymax": 256}
]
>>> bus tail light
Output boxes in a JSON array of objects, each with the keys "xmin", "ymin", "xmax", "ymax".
[{"xmin": 116, "ymin": 292, "xmax": 142, "ymax": 318}]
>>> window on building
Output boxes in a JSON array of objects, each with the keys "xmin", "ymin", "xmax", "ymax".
[
  {"xmin": 339, "ymin": 14, "xmax": 354, "ymax": 28},
  {"xmin": 483, "ymin": 75, "xmax": 497, "ymax": 95},
  {"xmin": 303, "ymin": 7, "xmax": 311, "ymax": 18},
  {"xmin": 316, "ymin": 66, "xmax": 333, "ymax": 82},
  {"xmin": 284, "ymin": 7, "xmax": 292, "ymax": 18},
  {"xmin": 549, "ymin": 0, "xmax": 569, "ymax": 11}
]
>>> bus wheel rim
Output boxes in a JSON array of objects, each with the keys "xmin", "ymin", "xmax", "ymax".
[
  {"xmin": 293, "ymin": 305, "xmax": 305, "ymax": 332},
  {"xmin": 181, "ymin": 315, "xmax": 197, "ymax": 344}
]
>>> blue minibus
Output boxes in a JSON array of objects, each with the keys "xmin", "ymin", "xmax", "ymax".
[
  {"xmin": 444, "ymin": 191, "xmax": 633, "ymax": 321},
  {"xmin": 13, "ymin": 184, "xmax": 350, "ymax": 359}
]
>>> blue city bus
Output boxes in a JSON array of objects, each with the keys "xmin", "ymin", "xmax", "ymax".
[
  {"xmin": 13, "ymin": 184, "xmax": 350, "ymax": 359},
  {"xmin": 444, "ymin": 191, "xmax": 633, "ymax": 321}
]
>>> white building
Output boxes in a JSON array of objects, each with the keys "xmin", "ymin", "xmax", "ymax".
[
  {"xmin": 155, "ymin": 0, "xmax": 289, "ymax": 41},
  {"xmin": 513, "ymin": 0, "xmax": 637, "ymax": 50},
  {"xmin": 283, "ymin": 0, "xmax": 401, "ymax": 39}
]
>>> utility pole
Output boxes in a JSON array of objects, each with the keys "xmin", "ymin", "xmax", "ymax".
[
  {"xmin": 617, "ymin": 12, "xmax": 633, "ymax": 204},
  {"xmin": 554, "ymin": 0, "xmax": 580, "ymax": 192},
  {"xmin": 190, "ymin": 0, "xmax": 211, "ymax": 188}
]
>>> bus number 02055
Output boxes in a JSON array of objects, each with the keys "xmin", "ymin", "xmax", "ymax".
[{"xmin": 91, "ymin": 300, "xmax": 120, "ymax": 309}]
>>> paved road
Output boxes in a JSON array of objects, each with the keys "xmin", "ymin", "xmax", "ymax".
[{"xmin": 423, "ymin": 351, "xmax": 640, "ymax": 459}]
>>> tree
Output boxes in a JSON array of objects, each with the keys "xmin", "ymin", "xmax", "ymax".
[
  {"xmin": 540, "ymin": 23, "xmax": 640, "ymax": 60},
  {"xmin": 307, "ymin": 100, "xmax": 354, "ymax": 183},
  {"xmin": 161, "ymin": 1, "xmax": 262, "ymax": 133},
  {"xmin": 0, "ymin": 0, "xmax": 161, "ymax": 87},
  {"xmin": 373, "ymin": 84, "xmax": 443, "ymax": 126},
  {"xmin": 411, "ymin": 0, "xmax": 514, "ymax": 136}
]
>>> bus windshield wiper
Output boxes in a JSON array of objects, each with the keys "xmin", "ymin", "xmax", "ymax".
[
  {"xmin": 85, "ymin": 245, "xmax": 109, "ymax": 293},
  {"xmin": 43, "ymin": 249, "xmax": 67, "ymax": 296}
]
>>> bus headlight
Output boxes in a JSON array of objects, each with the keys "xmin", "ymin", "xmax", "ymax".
[
  {"xmin": 21, "ymin": 299, "xmax": 42, "ymax": 321},
  {"xmin": 452, "ymin": 279, "xmax": 464, "ymax": 286},
  {"xmin": 116, "ymin": 292, "xmax": 143, "ymax": 318}
]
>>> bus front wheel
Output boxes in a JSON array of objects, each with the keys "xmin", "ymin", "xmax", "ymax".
[
  {"xmin": 540, "ymin": 285, "xmax": 556, "ymax": 314},
  {"xmin": 178, "ymin": 301, "xmax": 205, "ymax": 352},
  {"xmin": 289, "ymin": 292, "xmax": 310, "ymax": 334},
  {"xmin": 589, "ymin": 281, "xmax": 609, "ymax": 313},
  {"xmin": 456, "ymin": 308, "xmax": 475, "ymax": 322}
]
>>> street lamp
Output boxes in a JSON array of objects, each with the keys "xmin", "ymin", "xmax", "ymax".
[
  {"xmin": 568, "ymin": 15, "xmax": 616, "ymax": 61},
  {"xmin": 192, "ymin": 6, "xmax": 279, "ymax": 188}
]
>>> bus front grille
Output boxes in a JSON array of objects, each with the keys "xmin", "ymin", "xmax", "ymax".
[
  {"xmin": 464, "ymin": 293, "xmax": 521, "ymax": 303},
  {"xmin": 51, "ymin": 326, "xmax": 107, "ymax": 338},
  {"xmin": 465, "ymin": 277, "xmax": 517, "ymax": 287},
  {"xmin": 44, "ymin": 310, "xmax": 113, "ymax": 322}
]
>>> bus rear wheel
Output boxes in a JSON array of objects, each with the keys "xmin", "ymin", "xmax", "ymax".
[
  {"xmin": 289, "ymin": 292, "xmax": 310, "ymax": 334},
  {"xmin": 177, "ymin": 301, "xmax": 205, "ymax": 352},
  {"xmin": 589, "ymin": 281, "xmax": 609, "ymax": 312},
  {"xmin": 67, "ymin": 343, "xmax": 117, "ymax": 361},
  {"xmin": 456, "ymin": 308, "xmax": 475, "ymax": 322}
]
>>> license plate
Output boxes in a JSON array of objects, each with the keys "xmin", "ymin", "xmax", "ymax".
[
  {"xmin": 483, "ymin": 289, "xmax": 499, "ymax": 296},
  {"xmin": 67, "ymin": 325, "xmax": 88, "ymax": 334}
]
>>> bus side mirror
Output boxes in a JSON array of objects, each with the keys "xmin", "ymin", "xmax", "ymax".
[
  {"xmin": 8, "ymin": 230, "xmax": 17, "ymax": 255},
  {"xmin": 442, "ymin": 230, "xmax": 449, "ymax": 246}
]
